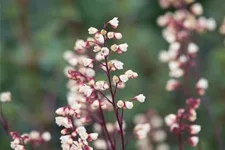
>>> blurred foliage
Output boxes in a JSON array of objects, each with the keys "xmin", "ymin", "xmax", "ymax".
[{"xmin": 0, "ymin": 0, "xmax": 225, "ymax": 150}]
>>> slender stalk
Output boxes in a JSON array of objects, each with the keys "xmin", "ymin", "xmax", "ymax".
[
  {"xmin": 178, "ymin": 115, "xmax": 184, "ymax": 150},
  {"xmin": 97, "ymin": 98, "xmax": 115, "ymax": 150},
  {"xmin": 104, "ymin": 57, "xmax": 125, "ymax": 150}
]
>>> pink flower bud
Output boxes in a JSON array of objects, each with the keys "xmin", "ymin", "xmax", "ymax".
[
  {"xmin": 189, "ymin": 125, "xmax": 201, "ymax": 134},
  {"xmin": 196, "ymin": 78, "xmax": 208, "ymax": 95},
  {"xmin": 186, "ymin": 98, "xmax": 200, "ymax": 109},
  {"xmin": 88, "ymin": 133, "xmax": 98, "ymax": 141},
  {"xmin": 125, "ymin": 70, "xmax": 138, "ymax": 78},
  {"xmin": 55, "ymin": 107, "xmax": 65, "ymax": 116},
  {"xmin": 166, "ymin": 79, "xmax": 180, "ymax": 91},
  {"xmin": 188, "ymin": 136, "xmax": 199, "ymax": 147},
  {"xmin": 114, "ymin": 33, "xmax": 122, "ymax": 39},
  {"xmin": 61, "ymin": 129, "xmax": 68, "ymax": 135}
]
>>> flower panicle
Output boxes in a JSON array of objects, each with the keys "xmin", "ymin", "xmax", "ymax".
[
  {"xmin": 60, "ymin": 17, "xmax": 146, "ymax": 150},
  {"xmin": 157, "ymin": 0, "xmax": 214, "ymax": 147}
]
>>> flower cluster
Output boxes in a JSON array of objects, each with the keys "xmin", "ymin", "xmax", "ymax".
[
  {"xmin": 165, "ymin": 98, "xmax": 201, "ymax": 147},
  {"xmin": 61, "ymin": 17, "xmax": 147, "ymax": 150},
  {"xmin": 10, "ymin": 131, "xmax": 51, "ymax": 150},
  {"xmin": 0, "ymin": 92, "xmax": 51, "ymax": 150},
  {"xmin": 55, "ymin": 106, "xmax": 98, "ymax": 150},
  {"xmin": 219, "ymin": 17, "xmax": 225, "ymax": 45},
  {"xmin": 134, "ymin": 110, "xmax": 169, "ymax": 150},
  {"xmin": 157, "ymin": 0, "xmax": 214, "ymax": 148}
]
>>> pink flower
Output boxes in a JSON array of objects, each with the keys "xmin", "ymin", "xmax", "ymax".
[
  {"xmin": 188, "ymin": 136, "xmax": 199, "ymax": 147},
  {"xmin": 189, "ymin": 125, "xmax": 201, "ymax": 134}
]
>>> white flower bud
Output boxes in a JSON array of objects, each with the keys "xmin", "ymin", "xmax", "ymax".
[
  {"xmin": 196, "ymin": 78, "xmax": 208, "ymax": 89},
  {"xmin": 114, "ymin": 33, "xmax": 122, "ymax": 39},
  {"xmin": 94, "ymin": 139, "xmax": 107, "ymax": 150},
  {"xmin": 189, "ymin": 125, "xmax": 201, "ymax": 134},
  {"xmin": 110, "ymin": 44, "xmax": 119, "ymax": 52},
  {"xmin": 74, "ymin": 39, "xmax": 85, "ymax": 51},
  {"xmin": 169, "ymin": 68, "xmax": 184, "ymax": 78},
  {"xmin": 55, "ymin": 117, "xmax": 72, "ymax": 128},
  {"xmin": 95, "ymin": 81, "xmax": 108, "ymax": 91},
  {"xmin": 119, "ymin": 74, "xmax": 128, "ymax": 83},
  {"xmin": 76, "ymin": 126, "xmax": 86, "ymax": 134},
  {"xmin": 95, "ymin": 33, "xmax": 104, "ymax": 44},
  {"xmin": 88, "ymin": 27, "xmax": 98, "ymax": 34},
  {"xmin": 113, "ymin": 75, "xmax": 120, "ymax": 84},
  {"xmin": 125, "ymin": 101, "xmax": 133, "ymax": 109},
  {"xmin": 125, "ymin": 70, "xmax": 138, "ymax": 78},
  {"xmin": 207, "ymin": 18, "xmax": 217, "ymax": 31},
  {"xmin": 93, "ymin": 45, "xmax": 101, "ymax": 52},
  {"xmin": 134, "ymin": 94, "xmax": 146, "ymax": 103},
  {"xmin": 166, "ymin": 79, "xmax": 179, "ymax": 91},
  {"xmin": 191, "ymin": 3, "xmax": 203, "ymax": 16},
  {"xmin": 88, "ymin": 133, "xmax": 98, "ymax": 141},
  {"xmin": 107, "ymin": 32, "xmax": 114, "ymax": 39},
  {"xmin": 188, "ymin": 42, "xmax": 199, "ymax": 54},
  {"xmin": 113, "ymin": 60, "xmax": 124, "ymax": 70},
  {"xmin": 188, "ymin": 136, "xmax": 199, "ymax": 147},
  {"xmin": 55, "ymin": 107, "xmax": 65, "ymax": 116},
  {"xmin": 41, "ymin": 132, "xmax": 51, "ymax": 142},
  {"xmin": 79, "ymin": 85, "xmax": 93, "ymax": 97},
  {"xmin": 30, "ymin": 131, "xmax": 40, "ymax": 140},
  {"xmin": 83, "ymin": 58, "xmax": 93, "ymax": 67},
  {"xmin": 117, "ymin": 100, "xmax": 124, "ymax": 108},
  {"xmin": 119, "ymin": 43, "xmax": 128, "ymax": 52},
  {"xmin": 159, "ymin": 51, "xmax": 169, "ymax": 62},
  {"xmin": 80, "ymin": 132, "xmax": 88, "ymax": 140},
  {"xmin": 0, "ymin": 91, "xmax": 11, "ymax": 102},
  {"xmin": 108, "ymin": 17, "xmax": 119, "ymax": 28},
  {"xmin": 100, "ymin": 47, "xmax": 110, "ymax": 56},
  {"xmin": 164, "ymin": 114, "xmax": 176, "ymax": 126}
]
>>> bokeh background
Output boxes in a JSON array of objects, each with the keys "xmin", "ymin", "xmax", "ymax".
[{"xmin": 1, "ymin": 0, "xmax": 225, "ymax": 150}]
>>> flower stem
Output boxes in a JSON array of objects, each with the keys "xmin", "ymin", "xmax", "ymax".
[
  {"xmin": 97, "ymin": 98, "xmax": 115, "ymax": 150},
  {"xmin": 104, "ymin": 57, "xmax": 125, "ymax": 150}
]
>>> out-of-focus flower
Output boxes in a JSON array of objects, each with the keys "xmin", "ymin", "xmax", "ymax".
[
  {"xmin": 188, "ymin": 136, "xmax": 199, "ymax": 147},
  {"xmin": 0, "ymin": 91, "xmax": 11, "ymax": 102},
  {"xmin": 134, "ymin": 123, "xmax": 151, "ymax": 139}
]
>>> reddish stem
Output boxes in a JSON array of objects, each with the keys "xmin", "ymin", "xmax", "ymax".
[
  {"xmin": 97, "ymin": 98, "xmax": 115, "ymax": 150},
  {"xmin": 104, "ymin": 57, "xmax": 125, "ymax": 150}
]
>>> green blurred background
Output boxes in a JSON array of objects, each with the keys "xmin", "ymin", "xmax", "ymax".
[{"xmin": 1, "ymin": 0, "xmax": 225, "ymax": 150}]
